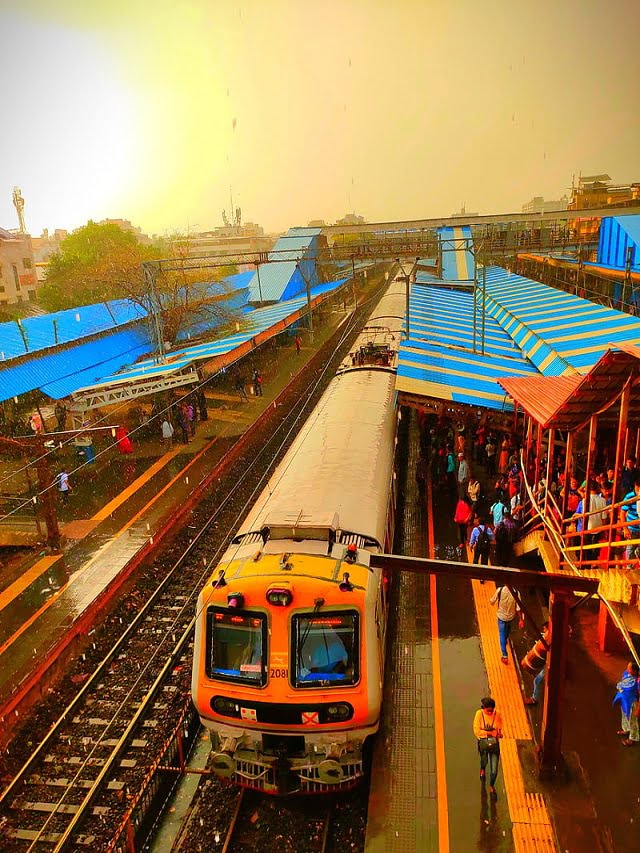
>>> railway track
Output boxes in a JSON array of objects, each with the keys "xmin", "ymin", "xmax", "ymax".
[
  {"xmin": 0, "ymin": 279, "xmax": 390, "ymax": 852},
  {"xmin": 219, "ymin": 788, "xmax": 333, "ymax": 853}
]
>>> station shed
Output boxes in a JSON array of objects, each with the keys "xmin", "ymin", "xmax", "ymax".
[{"xmin": 498, "ymin": 344, "xmax": 640, "ymax": 646}]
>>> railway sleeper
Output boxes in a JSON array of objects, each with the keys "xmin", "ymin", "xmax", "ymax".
[
  {"xmin": 26, "ymin": 777, "xmax": 125, "ymax": 790},
  {"xmin": 44, "ymin": 756, "xmax": 137, "ymax": 768},
  {"xmin": 10, "ymin": 829, "xmax": 96, "ymax": 845},
  {"xmin": 79, "ymin": 737, "xmax": 147, "ymax": 747},
  {"xmin": 11, "ymin": 799, "xmax": 110, "ymax": 816}
]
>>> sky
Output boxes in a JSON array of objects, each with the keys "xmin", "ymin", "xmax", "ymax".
[{"xmin": 0, "ymin": 0, "xmax": 639, "ymax": 237}]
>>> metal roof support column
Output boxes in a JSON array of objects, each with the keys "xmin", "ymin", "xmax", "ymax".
[
  {"xmin": 481, "ymin": 259, "xmax": 487, "ymax": 357},
  {"xmin": 561, "ymin": 430, "xmax": 574, "ymax": 540},
  {"xmin": 610, "ymin": 378, "xmax": 631, "ymax": 557},
  {"xmin": 544, "ymin": 428, "xmax": 555, "ymax": 519},
  {"xmin": 579, "ymin": 415, "xmax": 597, "ymax": 564},
  {"xmin": 525, "ymin": 415, "xmax": 533, "ymax": 474},
  {"xmin": 534, "ymin": 422, "xmax": 543, "ymax": 487},
  {"xmin": 635, "ymin": 425, "xmax": 640, "ymax": 462},
  {"xmin": 539, "ymin": 587, "xmax": 572, "ymax": 778}
]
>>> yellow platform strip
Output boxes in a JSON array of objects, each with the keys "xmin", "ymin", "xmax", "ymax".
[
  {"xmin": 0, "ymin": 555, "xmax": 61, "ymax": 613},
  {"xmin": 471, "ymin": 573, "xmax": 556, "ymax": 852},
  {"xmin": 92, "ymin": 446, "xmax": 182, "ymax": 521}
]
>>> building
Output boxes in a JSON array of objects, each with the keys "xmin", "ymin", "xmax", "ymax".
[
  {"xmin": 335, "ymin": 213, "xmax": 366, "ymax": 226},
  {"xmin": 175, "ymin": 223, "xmax": 273, "ymax": 268},
  {"xmin": 31, "ymin": 228, "xmax": 68, "ymax": 264},
  {"xmin": 521, "ymin": 195, "xmax": 568, "ymax": 214},
  {"xmin": 568, "ymin": 175, "xmax": 640, "ymax": 210},
  {"xmin": 97, "ymin": 219, "xmax": 151, "ymax": 244},
  {"xmin": 307, "ymin": 219, "xmax": 326, "ymax": 227},
  {"xmin": 0, "ymin": 228, "xmax": 38, "ymax": 305}
]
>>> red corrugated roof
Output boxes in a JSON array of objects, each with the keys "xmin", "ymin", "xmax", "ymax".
[
  {"xmin": 500, "ymin": 345, "xmax": 640, "ymax": 429},
  {"xmin": 499, "ymin": 375, "xmax": 582, "ymax": 427}
]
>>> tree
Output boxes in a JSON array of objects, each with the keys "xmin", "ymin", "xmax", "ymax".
[{"xmin": 39, "ymin": 222, "xmax": 240, "ymax": 345}]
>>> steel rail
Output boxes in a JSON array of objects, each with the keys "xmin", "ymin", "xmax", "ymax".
[{"xmin": 7, "ymin": 275, "xmax": 391, "ymax": 850}]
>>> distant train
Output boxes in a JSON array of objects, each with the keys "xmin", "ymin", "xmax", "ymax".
[{"xmin": 191, "ymin": 278, "xmax": 405, "ymax": 794}]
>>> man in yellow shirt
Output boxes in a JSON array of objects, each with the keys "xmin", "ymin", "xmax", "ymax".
[{"xmin": 473, "ymin": 697, "xmax": 503, "ymax": 798}]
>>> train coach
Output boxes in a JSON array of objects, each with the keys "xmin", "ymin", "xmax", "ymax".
[{"xmin": 191, "ymin": 279, "xmax": 405, "ymax": 794}]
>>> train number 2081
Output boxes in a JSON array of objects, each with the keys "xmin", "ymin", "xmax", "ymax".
[{"xmin": 270, "ymin": 668, "xmax": 288, "ymax": 678}]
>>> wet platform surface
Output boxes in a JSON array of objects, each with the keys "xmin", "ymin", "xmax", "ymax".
[
  {"xmin": 0, "ymin": 434, "xmax": 228, "ymax": 713},
  {"xmin": 366, "ymin": 413, "xmax": 556, "ymax": 851}
]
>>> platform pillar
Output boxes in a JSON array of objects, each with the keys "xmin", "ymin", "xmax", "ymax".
[{"xmin": 539, "ymin": 588, "xmax": 571, "ymax": 778}]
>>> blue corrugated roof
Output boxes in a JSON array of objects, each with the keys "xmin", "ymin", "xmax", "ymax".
[
  {"xmin": 0, "ymin": 327, "xmax": 151, "ymax": 403},
  {"xmin": 288, "ymin": 227, "xmax": 322, "ymax": 237},
  {"xmin": 438, "ymin": 225, "xmax": 475, "ymax": 281},
  {"xmin": 82, "ymin": 281, "xmax": 346, "ymax": 391},
  {"xmin": 247, "ymin": 260, "xmax": 299, "ymax": 302},
  {"xmin": 482, "ymin": 266, "xmax": 640, "ymax": 374},
  {"xmin": 396, "ymin": 284, "xmax": 538, "ymax": 412}
]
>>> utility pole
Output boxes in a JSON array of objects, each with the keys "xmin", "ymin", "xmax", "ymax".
[
  {"xmin": 255, "ymin": 262, "xmax": 264, "ymax": 303},
  {"xmin": 296, "ymin": 263, "xmax": 313, "ymax": 337},
  {"xmin": 351, "ymin": 257, "xmax": 358, "ymax": 309},
  {"xmin": 143, "ymin": 262, "xmax": 166, "ymax": 363}
]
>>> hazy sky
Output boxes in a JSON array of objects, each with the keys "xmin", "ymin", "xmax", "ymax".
[{"xmin": 1, "ymin": 0, "xmax": 639, "ymax": 236}]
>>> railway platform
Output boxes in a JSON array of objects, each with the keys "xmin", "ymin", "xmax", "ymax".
[
  {"xmin": 0, "ymin": 313, "xmax": 346, "ymax": 732},
  {"xmin": 366, "ymin": 412, "xmax": 556, "ymax": 852}
]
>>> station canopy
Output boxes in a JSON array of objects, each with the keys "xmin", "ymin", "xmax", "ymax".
[{"xmin": 498, "ymin": 343, "xmax": 640, "ymax": 430}]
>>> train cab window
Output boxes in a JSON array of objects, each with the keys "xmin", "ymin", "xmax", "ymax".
[
  {"xmin": 206, "ymin": 608, "xmax": 267, "ymax": 687},
  {"xmin": 291, "ymin": 611, "xmax": 359, "ymax": 688}
]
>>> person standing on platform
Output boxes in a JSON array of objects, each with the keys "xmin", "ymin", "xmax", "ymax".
[
  {"xmin": 235, "ymin": 375, "xmax": 248, "ymax": 402},
  {"xmin": 490, "ymin": 585, "xmax": 523, "ymax": 665},
  {"xmin": 467, "ymin": 476, "xmax": 481, "ymax": 510},
  {"xmin": 620, "ymin": 476, "xmax": 640, "ymax": 564},
  {"xmin": 295, "ymin": 335, "xmax": 302, "ymax": 355},
  {"xmin": 57, "ymin": 468, "xmax": 71, "ymax": 503},
  {"xmin": 498, "ymin": 436, "xmax": 510, "ymax": 476},
  {"xmin": 187, "ymin": 400, "xmax": 196, "ymax": 437},
  {"xmin": 253, "ymin": 369, "xmax": 263, "ymax": 397},
  {"xmin": 613, "ymin": 661, "xmax": 640, "ymax": 746},
  {"xmin": 178, "ymin": 404, "xmax": 190, "ymax": 444},
  {"xmin": 457, "ymin": 452, "xmax": 470, "ymax": 499},
  {"xmin": 485, "ymin": 435, "xmax": 496, "ymax": 476},
  {"xmin": 115, "ymin": 425, "xmax": 133, "ymax": 454},
  {"xmin": 55, "ymin": 402, "xmax": 67, "ymax": 432},
  {"xmin": 446, "ymin": 447, "xmax": 456, "ymax": 495},
  {"xmin": 494, "ymin": 508, "xmax": 517, "ymax": 566},
  {"xmin": 470, "ymin": 517, "xmax": 493, "ymax": 574},
  {"xmin": 490, "ymin": 495, "xmax": 508, "ymax": 528},
  {"xmin": 473, "ymin": 697, "xmax": 503, "ymax": 798},
  {"xmin": 621, "ymin": 457, "xmax": 638, "ymax": 497}
]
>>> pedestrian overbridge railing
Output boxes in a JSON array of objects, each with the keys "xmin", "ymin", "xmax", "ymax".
[{"xmin": 519, "ymin": 458, "xmax": 640, "ymax": 666}]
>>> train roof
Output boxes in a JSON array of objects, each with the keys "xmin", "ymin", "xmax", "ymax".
[{"xmin": 235, "ymin": 367, "xmax": 397, "ymax": 547}]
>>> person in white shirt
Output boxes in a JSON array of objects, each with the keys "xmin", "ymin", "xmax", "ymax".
[{"xmin": 490, "ymin": 585, "xmax": 523, "ymax": 665}]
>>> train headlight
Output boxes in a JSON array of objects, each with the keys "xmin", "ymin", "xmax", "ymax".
[
  {"xmin": 326, "ymin": 703, "xmax": 351, "ymax": 721},
  {"xmin": 212, "ymin": 696, "xmax": 240, "ymax": 717},
  {"xmin": 266, "ymin": 586, "xmax": 293, "ymax": 606}
]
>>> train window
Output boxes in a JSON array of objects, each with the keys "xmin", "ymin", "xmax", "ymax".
[
  {"xmin": 205, "ymin": 608, "xmax": 267, "ymax": 687},
  {"xmin": 291, "ymin": 611, "xmax": 359, "ymax": 689}
]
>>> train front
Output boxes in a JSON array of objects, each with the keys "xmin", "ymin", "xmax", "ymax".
[
  {"xmin": 191, "ymin": 278, "xmax": 404, "ymax": 794},
  {"xmin": 192, "ymin": 526, "xmax": 383, "ymax": 794}
]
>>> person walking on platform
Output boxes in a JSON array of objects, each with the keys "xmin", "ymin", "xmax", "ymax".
[
  {"xmin": 57, "ymin": 468, "xmax": 71, "ymax": 503},
  {"xmin": 473, "ymin": 697, "xmax": 503, "ymax": 798},
  {"xmin": 235, "ymin": 375, "xmax": 249, "ymax": 402},
  {"xmin": 445, "ymin": 447, "xmax": 456, "ymax": 495},
  {"xmin": 470, "ymin": 518, "xmax": 493, "ymax": 574},
  {"xmin": 498, "ymin": 436, "xmax": 510, "ymax": 476},
  {"xmin": 454, "ymin": 496, "xmax": 474, "ymax": 549},
  {"xmin": 161, "ymin": 418, "xmax": 174, "ymax": 449},
  {"xmin": 295, "ymin": 335, "xmax": 302, "ymax": 355},
  {"xmin": 613, "ymin": 661, "xmax": 640, "ymax": 746},
  {"xmin": 490, "ymin": 585, "xmax": 524, "ymax": 665}
]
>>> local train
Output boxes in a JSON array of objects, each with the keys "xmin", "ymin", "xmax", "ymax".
[{"xmin": 191, "ymin": 277, "xmax": 406, "ymax": 794}]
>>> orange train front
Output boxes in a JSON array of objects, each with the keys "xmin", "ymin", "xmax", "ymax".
[{"xmin": 191, "ymin": 280, "xmax": 405, "ymax": 794}]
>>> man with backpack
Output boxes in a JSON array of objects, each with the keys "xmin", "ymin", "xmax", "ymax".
[
  {"xmin": 490, "ymin": 585, "xmax": 524, "ymax": 665},
  {"xmin": 470, "ymin": 518, "xmax": 494, "ymax": 580}
]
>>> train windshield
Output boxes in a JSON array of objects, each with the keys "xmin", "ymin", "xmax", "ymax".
[
  {"xmin": 291, "ymin": 611, "xmax": 359, "ymax": 688},
  {"xmin": 206, "ymin": 608, "xmax": 267, "ymax": 686}
]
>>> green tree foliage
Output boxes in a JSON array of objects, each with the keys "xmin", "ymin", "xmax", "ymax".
[{"xmin": 39, "ymin": 222, "xmax": 239, "ymax": 343}]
